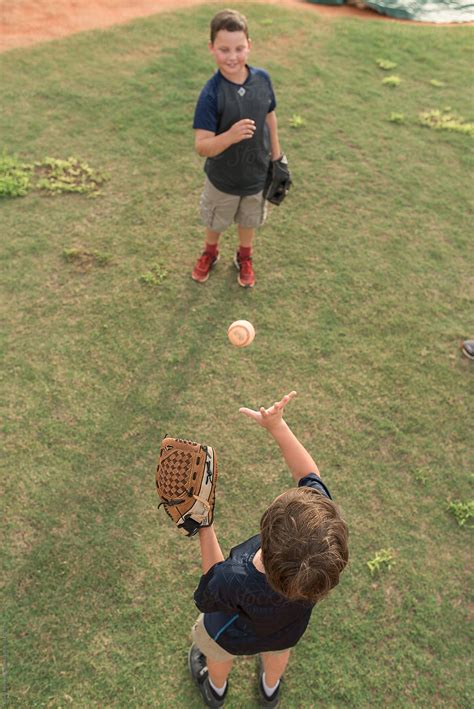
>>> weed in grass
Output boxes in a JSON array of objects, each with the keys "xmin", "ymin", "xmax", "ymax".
[
  {"xmin": 412, "ymin": 467, "xmax": 429, "ymax": 484},
  {"xmin": 389, "ymin": 112, "xmax": 405, "ymax": 124},
  {"xmin": 289, "ymin": 114, "xmax": 306, "ymax": 129},
  {"xmin": 62, "ymin": 247, "xmax": 83, "ymax": 262},
  {"xmin": 0, "ymin": 154, "xmax": 108, "ymax": 198},
  {"xmin": 382, "ymin": 75, "xmax": 401, "ymax": 87},
  {"xmin": 446, "ymin": 500, "xmax": 474, "ymax": 528},
  {"xmin": 93, "ymin": 251, "xmax": 113, "ymax": 267},
  {"xmin": 260, "ymin": 18, "xmax": 273, "ymax": 25},
  {"xmin": 62, "ymin": 247, "xmax": 112, "ymax": 268},
  {"xmin": 430, "ymin": 79, "xmax": 445, "ymax": 88},
  {"xmin": 35, "ymin": 157, "xmax": 108, "ymax": 196},
  {"xmin": 0, "ymin": 154, "xmax": 31, "ymax": 197},
  {"xmin": 139, "ymin": 262, "xmax": 168, "ymax": 287},
  {"xmin": 419, "ymin": 109, "xmax": 474, "ymax": 136},
  {"xmin": 367, "ymin": 549, "xmax": 396, "ymax": 576},
  {"xmin": 376, "ymin": 58, "xmax": 398, "ymax": 70}
]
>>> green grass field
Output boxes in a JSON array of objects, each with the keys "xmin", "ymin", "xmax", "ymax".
[{"xmin": 1, "ymin": 3, "xmax": 473, "ymax": 706}]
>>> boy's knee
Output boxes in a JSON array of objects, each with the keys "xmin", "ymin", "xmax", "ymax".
[{"xmin": 261, "ymin": 648, "xmax": 291, "ymax": 661}]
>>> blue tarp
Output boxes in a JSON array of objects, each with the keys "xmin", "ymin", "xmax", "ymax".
[
  {"xmin": 306, "ymin": 0, "xmax": 474, "ymax": 22},
  {"xmin": 364, "ymin": 0, "xmax": 474, "ymax": 22}
]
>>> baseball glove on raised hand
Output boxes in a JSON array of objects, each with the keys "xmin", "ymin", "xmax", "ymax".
[
  {"xmin": 264, "ymin": 154, "xmax": 292, "ymax": 206},
  {"xmin": 156, "ymin": 437, "xmax": 218, "ymax": 537}
]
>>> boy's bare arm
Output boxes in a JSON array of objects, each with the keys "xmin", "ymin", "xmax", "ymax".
[
  {"xmin": 265, "ymin": 110, "xmax": 282, "ymax": 160},
  {"xmin": 198, "ymin": 525, "xmax": 225, "ymax": 574},
  {"xmin": 195, "ymin": 119, "xmax": 256, "ymax": 158},
  {"xmin": 239, "ymin": 392, "xmax": 321, "ymax": 482}
]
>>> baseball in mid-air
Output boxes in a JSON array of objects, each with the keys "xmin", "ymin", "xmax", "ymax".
[{"xmin": 227, "ymin": 320, "xmax": 255, "ymax": 348}]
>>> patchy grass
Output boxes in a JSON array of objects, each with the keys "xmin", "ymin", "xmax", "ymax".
[
  {"xmin": 0, "ymin": 153, "xmax": 31, "ymax": 197},
  {"xmin": 376, "ymin": 57, "xmax": 398, "ymax": 70},
  {"xmin": 0, "ymin": 154, "xmax": 107, "ymax": 198},
  {"xmin": 139, "ymin": 262, "xmax": 168, "ymax": 287},
  {"xmin": 419, "ymin": 108, "xmax": 474, "ymax": 135},
  {"xmin": 1, "ymin": 4, "xmax": 472, "ymax": 707},
  {"xmin": 289, "ymin": 113, "xmax": 306, "ymax": 128},
  {"xmin": 446, "ymin": 499, "xmax": 474, "ymax": 528},
  {"xmin": 389, "ymin": 111, "xmax": 405, "ymax": 124},
  {"xmin": 62, "ymin": 247, "xmax": 113, "ymax": 269},
  {"xmin": 382, "ymin": 74, "xmax": 402, "ymax": 87},
  {"xmin": 367, "ymin": 549, "xmax": 396, "ymax": 576},
  {"xmin": 35, "ymin": 156, "xmax": 108, "ymax": 196}
]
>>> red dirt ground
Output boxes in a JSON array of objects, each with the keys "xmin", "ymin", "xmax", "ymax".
[{"xmin": 0, "ymin": 0, "xmax": 397, "ymax": 53}]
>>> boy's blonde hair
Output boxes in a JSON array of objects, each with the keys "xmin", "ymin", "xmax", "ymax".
[
  {"xmin": 210, "ymin": 9, "xmax": 249, "ymax": 44},
  {"xmin": 260, "ymin": 487, "xmax": 349, "ymax": 604}
]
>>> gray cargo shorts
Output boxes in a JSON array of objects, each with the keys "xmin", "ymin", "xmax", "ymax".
[{"xmin": 199, "ymin": 178, "xmax": 268, "ymax": 232}]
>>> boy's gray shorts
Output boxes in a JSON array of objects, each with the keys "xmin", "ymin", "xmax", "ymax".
[
  {"xmin": 200, "ymin": 178, "xmax": 268, "ymax": 232},
  {"xmin": 191, "ymin": 614, "xmax": 290, "ymax": 661}
]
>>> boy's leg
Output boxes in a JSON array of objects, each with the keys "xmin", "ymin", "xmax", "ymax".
[
  {"xmin": 260, "ymin": 649, "xmax": 290, "ymax": 686},
  {"xmin": 190, "ymin": 615, "xmax": 235, "ymax": 704},
  {"xmin": 206, "ymin": 656, "xmax": 234, "ymax": 688},
  {"xmin": 234, "ymin": 186, "xmax": 267, "ymax": 287},
  {"xmin": 205, "ymin": 227, "xmax": 221, "ymax": 246},
  {"xmin": 234, "ymin": 225, "xmax": 256, "ymax": 287},
  {"xmin": 192, "ymin": 228, "xmax": 221, "ymax": 283},
  {"xmin": 237, "ymin": 225, "xmax": 254, "ymax": 249},
  {"xmin": 193, "ymin": 178, "xmax": 239, "ymax": 283}
]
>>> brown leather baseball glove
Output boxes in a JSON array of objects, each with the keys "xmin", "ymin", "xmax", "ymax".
[{"xmin": 156, "ymin": 437, "xmax": 218, "ymax": 537}]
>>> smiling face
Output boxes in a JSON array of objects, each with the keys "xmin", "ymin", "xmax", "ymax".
[{"xmin": 209, "ymin": 30, "xmax": 252, "ymax": 83}]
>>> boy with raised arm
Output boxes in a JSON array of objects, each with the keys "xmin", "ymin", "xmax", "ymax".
[{"xmin": 188, "ymin": 392, "xmax": 349, "ymax": 707}]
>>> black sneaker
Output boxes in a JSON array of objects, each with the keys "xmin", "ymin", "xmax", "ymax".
[
  {"xmin": 258, "ymin": 667, "xmax": 282, "ymax": 708},
  {"xmin": 188, "ymin": 643, "xmax": 227, "ymax": 707},
  {"xmin": 461, "ymin": 340, "xmax": 474, "ymax": 360}
]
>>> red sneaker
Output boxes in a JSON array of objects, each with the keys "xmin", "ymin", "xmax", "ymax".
[
  {"xmin": 233, "ymin": 252, "xmax": 255, "ymax": 288},
  {"xmin": 192, "ymin": 250, "xmax": 219, "ymax": 283}
]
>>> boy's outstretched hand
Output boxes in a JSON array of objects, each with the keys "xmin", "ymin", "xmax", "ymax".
[
  {"xmin": 239, "ymin": 391, "xmax": 297, "ymax": 431},
  {"xmin": 239, "ymin": 391, "xmax": 320, "ymax": 481}
]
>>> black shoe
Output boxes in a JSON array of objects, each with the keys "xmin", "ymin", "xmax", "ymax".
[
  {"xmin": 258, "ymin": 667, "xmax": 282, "ymax": 708},
  {"xmin": 188, "ymin": 643, "xmax": 227, "ymax": 707},
  {"xmin": 461, "ymin": 340, "xmax": 474, "ymax": 360}
]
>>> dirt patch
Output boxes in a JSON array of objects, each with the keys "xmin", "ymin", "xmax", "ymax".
[{"xmin": 0, "ymin": 0, "xmax": 396, "ymax": 53}]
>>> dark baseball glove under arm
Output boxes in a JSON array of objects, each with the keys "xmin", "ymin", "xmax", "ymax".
[
  {"xmin": 264, "ymin": 154, "xmax": 292, "ymax": 206},
  {"xmin": 156, "ymin": 437, "xmax": 218, "ymax": 537}
]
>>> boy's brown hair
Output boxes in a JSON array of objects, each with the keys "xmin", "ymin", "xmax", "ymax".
[
  {"xmin": 210, "ymin": 9, "xmax": 249, "ymax": 44},
  {"xmin": 260, "ymin": 487, "xmax": 349, "ymax": 604}
]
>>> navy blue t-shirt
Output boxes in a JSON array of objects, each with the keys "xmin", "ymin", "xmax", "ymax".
[
  {"xmin": 193, "ymin": 474, "xmax": 332, "ymax": 655},
  {"xmin": 193, "ymin": 66, "xmax": 276, "ymax": 196}
]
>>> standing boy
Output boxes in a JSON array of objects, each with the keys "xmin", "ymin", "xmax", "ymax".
[
  {"xmin": 188, "ymin": 392, "xmax": 349, "ymax": 707},
  {"xmin": 192, "ymin": 9, "xmax": 284, "ymax": 288}
]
